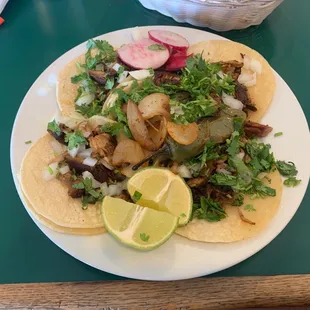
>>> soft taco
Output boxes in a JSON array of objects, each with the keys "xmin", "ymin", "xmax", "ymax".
[{"xmin": 20, "ymin": 30, "xmax": 299, "ymax": 244}]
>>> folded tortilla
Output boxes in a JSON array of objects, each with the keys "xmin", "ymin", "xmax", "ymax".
[
  {"xmin": 20, "ymin": 134, "xmax": 106, "ymax": 234},
  {"xmin": 176, "ymin": 169, "xmax": 283, "ymax": 242},
  {"xmin": 188, "ymin": 40, "xmax": 276, "ymax": 122}
]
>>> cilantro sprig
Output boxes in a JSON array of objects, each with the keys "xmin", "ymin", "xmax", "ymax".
[{"xmin": 64, "ymin": 130, "xmax": 88, "ymax": 150}]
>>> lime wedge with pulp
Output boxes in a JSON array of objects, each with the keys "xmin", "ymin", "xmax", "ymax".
[
  {"xmin": 101, "ymin": 196, "xmax": 178, "ymax": 251},
  {"xmin": 127, "ymin": 168, "xmax": 192, "ymax": 226}
]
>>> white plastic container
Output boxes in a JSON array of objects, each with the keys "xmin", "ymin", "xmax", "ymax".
[{"xmin": 138, "ymin": 0, "xmax": 283, "ymax": 31}]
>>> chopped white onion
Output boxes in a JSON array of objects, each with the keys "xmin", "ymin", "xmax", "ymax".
[
  {"xmin": 59, "ymin": 165, "xmax": 70, "ymax": 175},
  {"xmin": 243, "ymin": 55, "xmax": 251, "ymax": 70},
  {"xmin": 79, "ymin": 148, "xmax": 93, "ymax": 158},
  {"xmin": 82, "ymin": 171, "xmax": 101, "ymax": 188},
  {"xmin": 76, "ymin": 93, "xmax": 95, "ymax": 106},
  {"xmin": 236, "ymin": 151, "xmax": 245, "ymax": 160},
  {"xmin": 216, "ymin": 168, "xmax": 231, "ymax": 175},
  {"xmin": 68, "ymin": 146, "xmax": 79, "ymax": 158},
  {"xmin": 222, "ymin": 92, "xmax": 244, "ymax": 110},
  {"xmin": 100, "ymin": 182, "xmax": 110, "ymax": 196},
  {"xmin": 43, "ymin": 162, "xmax": 59, "ymax": 181},
  {"xmin": 129, "ymin": 70, "xmax": 153, "ymax": 81},
  {"xmin": 238, "ymin": 72, "xmax": 257, "ymax": 87},
  {"xmin": 50, "ymin": 140, "xmax": 65, "ymax": 155},
  {"xmin": 178, "ymin": 165, "xmax": 192, "ymax": 179},
  {"xmin": 112, "ymin": 63, "xmax": 121, "ymax": 72},
  {"xmin": 79, "ymin": 144, "xmax": 86, "ymax": 152},
  {"xmin": 117, "ymin": 71, "xmax": 129, "ymax": 83},
  {"xmin": 108, "ymin": 184, "xmax": 122, "ymax": 196},
  {"xmin": 83, "ymin": 157, "xmax": 98, "ymax": 167},
  {"xmin": 250, "ymin": 59, "xmax": 262, "ymax": 75}
]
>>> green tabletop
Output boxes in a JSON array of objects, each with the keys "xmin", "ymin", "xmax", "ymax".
[{"xmin": 1, "ymin": 0, "xmax": 309, "ymax": 284}]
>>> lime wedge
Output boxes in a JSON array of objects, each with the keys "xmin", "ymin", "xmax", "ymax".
[
  {"xmin": 101, "ymin": 196, "xmax": 178, "ymax": 251},
  {"xmin": 127, "ymin": 168, "xmax": 192, "ymax": 226}
]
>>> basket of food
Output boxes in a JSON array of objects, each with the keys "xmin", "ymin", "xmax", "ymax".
[{"xmin": 138, "ymin": 0, "xmax": 283, "ymax": 31}]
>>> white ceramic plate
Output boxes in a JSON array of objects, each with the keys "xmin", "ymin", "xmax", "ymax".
[{"xmin": 10, "ymin": 26, "xmax": 310, "ymax": 281}]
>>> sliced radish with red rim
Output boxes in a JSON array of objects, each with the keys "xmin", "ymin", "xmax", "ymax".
[
  {"xmin": 118, "ymin": 38, "xmax": 170, "ymax": 69},
  {"xmin": 148, "ymin": 30, "xmax": 189, "ymax": 52}
]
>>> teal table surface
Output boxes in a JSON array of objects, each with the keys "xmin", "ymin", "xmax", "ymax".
[{"xmin": 1, "ymin": 0, "xmax": 309, "ymax": 284}]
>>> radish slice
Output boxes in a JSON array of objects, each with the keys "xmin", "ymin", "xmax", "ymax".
[
  {"xmin": 117, "ymin": 38, "xmax": 169, "ymax": 69},
  {"xmin": 165, "ymin": 53, "xmax": 189, "ymax": 71},
  {"xmin": 148, "ymin": 30, "xmax": 189, "ymax": 51}
]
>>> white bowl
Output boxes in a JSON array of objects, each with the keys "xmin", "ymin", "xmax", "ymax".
[{"xmin": 138, "ymin": 0, "xmax": 284, "ymax": 31}]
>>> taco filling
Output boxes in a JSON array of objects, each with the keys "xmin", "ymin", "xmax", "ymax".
[{"xmin": 21, "ymin": 30, "xmax": 301, "ymax": 243}]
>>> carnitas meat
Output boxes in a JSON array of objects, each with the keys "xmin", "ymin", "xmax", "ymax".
[
  {"xmin": 89, "ymin": 133, "xmax": 116, "ymax": 158},
  {"xmin": 219, "ymin": 60, "xmax": 243, "ymax": 81},
  {"xmin": 244, "ymin": 121, "xmax": 272, "ymax": 138}
]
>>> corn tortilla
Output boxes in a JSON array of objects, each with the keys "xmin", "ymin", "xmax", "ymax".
[
  {"xmin": 20, "ymin": 134, "xmax": 105, "ymax": 231},
  {"xmin": 176, "ymin": 169, "xmax": 283, "ymax": 242},
  {"xmin": 188, "ymin": 40, "xmax": 276, "ymax": 122}
]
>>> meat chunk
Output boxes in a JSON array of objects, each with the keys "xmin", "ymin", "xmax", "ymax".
[
  {"xmin": 65, "ymin": 155, "xmax": 92, "ymax": 175},
  {"xmin": 154, "ymin": 71, "xmax": 181, "ymax": 86},
  {"xmin": 187, "ymin": 177, "xmax": 207, "ymax": 188},
  {"xmin": 219, "ymin": 61, "xmax": 243, "ymax": 81},
  {"xmin": 89, "ymin": 133, "xmax": 116, "ymax": 158},
  {"xmin": 234, "ymin": 82, "xmax": 257, "ymax": 112},
  {"xmin": 244, "ymin": 121, "xmax": 272, "ymax": 138},
  {"xmin": 91, "ymin": 164, "xmax": 110, "ymax": 183},
  {"xmin": 57, "ymin": 172, "xmax": 85, "ymax": 198},
  {"xmin": 89, "ymin": 70, "xmax": 107, "ymax": 85}
]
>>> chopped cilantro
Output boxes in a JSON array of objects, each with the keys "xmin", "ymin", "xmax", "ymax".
[
  {"xmin": 104, "ymin": 99, "xmax": 128, "ymax": 124},
  {"xmin": 233, "ymin": 117, "xmax": 244, "ymax": 133},
  {"xmin": 47, "ymin": 120, "xmax": 61, "ymax": 136},
  {"xmin": 148, "ymin": 44, "xmax": 166, "ymax": 51},
  {"xmin": 284, "ymin": 177, "xmax": 301, "ymax": 187},
  {"xmin": 105, "ymin": 77, "xmax": 114, "ymax": 90},
  {"xmin": 210, "ymin": 173, "xmax": 238, "ymax": 187},
  {"xmin": 81, "ymin": 178, "xmax": 104, "ymax": 208},
  {"xmin": 274, "ymin": 132, "xmax": 283, "ymax": 137},
  {"xmin": 246, "ymin": 179, "xmax": 276, "ymax": 198},
  {"xmin": 132, "ymin": 191, "xmax": 142, "ymax": 202},
  {"xmin": 227, "ymin": 131, "xmax": 240, "ymax": 157},
  {"xmin": 180, "ymin": 213, "xmax": 186, "ymax": 218},
  {"xmin": 232, "ymin": 194, "xmax": 244, "ymax": 206},
  {"xmin": 148, "ymin": 68, "xmax": 155, "ymax": 75},
  {"xmin": 76, "ymin": 100, "xmax": 104, "ymax": 118},
  {"xmin": 102, "ymin": 122, "xmax": 124, "ymax": 136},
  {"xmin": 25, "ymin": 140, "xmax": 32, "ymax": 145},
  {"xmin": 191, "ymin": 197, "xmax": 227, "ymax": 222},
  {"xmin": 72, "ymin": 182, "xmax": 85, "ymax": 189},
  {"xmin": 276, "ymin": 161, "xmax": 298, "ymax": 177},
  {"xmin": 140, "ymin": 233, "xmax": 150, "ymax": 242},
  {"xmin": 229, "ymin": 157, "xmax": 253, "ymax": 187},
  {"xmin": 245, "ymin": 140, "xmax": 275, "ymax": 176},
  {"xmin": 85, "ymin": 39, "xmax": 117, "ymax": 69},
  {"xmin": 117, "ymin": 65, "xmax": 124, "ymax": 74},
  {"xmin": 244, "ymin": 204, "xmax": 256, "ymax": 211},
  {"xmin": 64, "ymin": 131, "xmax": 88, "ymax": 150},
  {"xmin": 47, "ymin": 166, "xmax": 53, "ymax": 175}
]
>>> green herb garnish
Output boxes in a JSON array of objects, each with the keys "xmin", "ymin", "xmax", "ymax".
[
  {"xmin": 140, "ymin": 233, "xmax": 150, "ymax": 242},
  {"xmin": 284, "ymin": 177, "xmax": 301, "ymax": 187},
  {"xmin": 64, "ymin": 130, "xmax": 88, "ymax": 150},
  {"xmin": 227, "ymin": 131, "xmax": 240, "ymax": 157},
  {"xmin": 105, "ymin": 77, "xmax": 115, "ymax": 90},
  {"xmin": 85, "ymin": 39, "xmax": 117, "ymax": 69},
  {"xmin": 47, "ymin": 120, "xmax": 61, "ymax": 136},
  {"xmin": 274, "ymin": 132, "xmax": 283, "ymax": 137},
  {"xmin": 180, "ymin": 213, "xmax": 186, "ymax": 218},
  {"xmin": 191, "ymin": 197, "xmax": 227, "ymax": 222},
  {"xmin": 75, "ymin": 100, "xmax": 104, "ymax": 118},
  {"xmin": 148, "ymin": 44, "xmax": 166, "ymax": 51},
  {"xmin": 132, "ymin": 191, "xmax": 142, "ymax": 202},
  {"xmin": 47, "ymin": 166, "xmax": 53, "ymax": 175},
  {"xmin": 72, "ymin": 182, "xmax": 85, "ymax": 189},
  {"xmin": 276, "ymin": 161, "xmax": 298, "ymax": 177},
  {"xmin": 25, "ymin": 140, "xmax": 32, "ymax": 145},
  {"xmin": 244, "ymin": 204, "xmax": 256, "ymax": 211}
]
